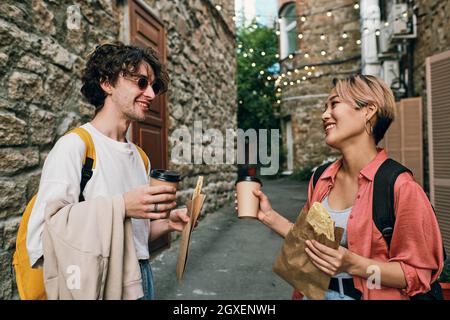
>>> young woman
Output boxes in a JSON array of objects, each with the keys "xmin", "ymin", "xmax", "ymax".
[{"xmin": 250, "ymin": 75, "xmax": 444, "ymax": 300}]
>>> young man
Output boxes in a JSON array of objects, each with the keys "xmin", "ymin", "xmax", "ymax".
[{"xmin": 27, "ymin": 42, "xmax": 189, "ymax": 299}]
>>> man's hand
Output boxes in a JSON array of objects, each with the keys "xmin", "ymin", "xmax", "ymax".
[
  {"xmin": 123, "ymin": 185, "xmax": 177, "ymax": 219},
  {"xmin": 167, "ymin": 207, "xmax": 190, "ymax": 232}
]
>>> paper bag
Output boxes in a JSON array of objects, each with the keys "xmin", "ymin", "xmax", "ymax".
[
  {"xmin": 176, "ymin": 177, "xmax": 206, "ymax": 281},
  {"xmin": 272, "ymin": 207, "xmax": 344, "ymax": 300}
]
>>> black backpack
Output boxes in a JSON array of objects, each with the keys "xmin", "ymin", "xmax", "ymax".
[{"xmin": 312, "ymin": 158, "xmax": 445, "ymax": 300}]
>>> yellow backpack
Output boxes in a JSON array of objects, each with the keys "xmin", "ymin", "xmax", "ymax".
[{"xmin": 12, "ymin": 127, "xmax": 149, "ymax": 300}]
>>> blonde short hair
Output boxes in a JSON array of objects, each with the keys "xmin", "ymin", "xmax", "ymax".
[{"xmin": 332, "ymin": 74, "xmax": 396, "ymax": 144}]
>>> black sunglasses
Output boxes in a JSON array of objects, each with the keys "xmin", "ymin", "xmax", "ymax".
[{"xmin": 124, "ymin": 74, "xmax": 159, "ymax": 94}]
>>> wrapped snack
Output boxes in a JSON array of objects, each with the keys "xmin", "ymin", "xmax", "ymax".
[
  {"xmin": 272, "ymin": 202, "xmax": 344, "ymax": 300},
  {"xmin": 176, "ymin": 176, "xmax": 206, "ymax": 281}
]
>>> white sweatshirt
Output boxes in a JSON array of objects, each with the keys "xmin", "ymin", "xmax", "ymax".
[{"xmin": 27, "ymin": 123, "xmax": 151, "ymax": 267}]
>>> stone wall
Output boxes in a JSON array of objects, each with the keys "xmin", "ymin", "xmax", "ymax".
[
  {"xmin": 279, "ymin": 0, "xmax": 361, "ymax": 171},
  {"xmin": 412, "ymin": 0, "xmax": 450, "ymax": 192},
  {"xmin": 144, "ymin": 0, "xmax": 237, "ymax": 214},
  {"xmin": 0, "ymin": 0, "xmax": 236, "ymax": 299}
]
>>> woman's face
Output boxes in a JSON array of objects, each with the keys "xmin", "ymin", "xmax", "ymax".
[{"xmin": 322, "ymin": 89, "xmax": 368, "ymax": 149}]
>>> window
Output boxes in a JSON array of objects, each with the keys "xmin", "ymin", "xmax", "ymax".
[{"xmin": 279, "ymin": 3, "xmax": 297, "ymax": 60}]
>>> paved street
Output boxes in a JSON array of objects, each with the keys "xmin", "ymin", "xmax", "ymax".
[{"xmin": 151, "ymin": 177, "xmax": 309, "ymax": 300}]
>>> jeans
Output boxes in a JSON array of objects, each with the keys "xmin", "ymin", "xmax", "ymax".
[
  {"xmin": 303, "ymin": 290, "xmax": 355, "ymax": 300},
  {"xmin": 138, "ymin": 259, "xmax": 155, "ymax": 300}
]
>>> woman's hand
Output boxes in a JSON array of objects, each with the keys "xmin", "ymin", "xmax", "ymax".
[
  {"xmin": 123, "ymin": 185, "xmax": 177, "ymax": 219},
  {"xmin": 234, "ymin": 190, "xmax": 293, "ymax": 238},
  {"xmin": 167, "ymin": 207, "xmax": 190, "ymax": 232},
  {"xmin": 305, "ymin": 240, "xmax": 355, "ymax": 276}
]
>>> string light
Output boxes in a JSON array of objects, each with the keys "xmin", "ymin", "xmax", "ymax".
[{"xmin": 235, "ymin": 2, "xmax": 387, "ymax": 92}]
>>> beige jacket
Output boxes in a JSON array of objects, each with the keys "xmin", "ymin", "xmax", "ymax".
[{"xmin": 42, "ymin": 195, "xmax": 144, "ymax": 300}]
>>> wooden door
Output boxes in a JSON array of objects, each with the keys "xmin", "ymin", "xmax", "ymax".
[{"xmin": 129, "ymin": 0, "xmax": 170, "ymax": 253}]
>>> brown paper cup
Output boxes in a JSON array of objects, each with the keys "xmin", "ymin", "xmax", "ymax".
[
  {"xmin": 150, "ymin": 177, "xmax": 179, "ymax": 190},
  {"xmin": 236, "ymin": 177, "xmax": 262, "ymax": 219},
  {"xmin": 149, "ymin": 169, "xmax": 182, "ymax": 217}
]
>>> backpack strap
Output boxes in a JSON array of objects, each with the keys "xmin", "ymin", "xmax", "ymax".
[
  {"xmin": 65, "ymin": 127, "xmax": 96, "ymax": 202},
  {"xmin": 312, "ymin": 162, "xmax": 333, "ymax": 189},
  {"xmin": 372, "ymin": 158, "xmax": 411, "ymax": 248},
  {"xmin": 134, "ymin": 144, "xmax": 150, "ymax": 174}
]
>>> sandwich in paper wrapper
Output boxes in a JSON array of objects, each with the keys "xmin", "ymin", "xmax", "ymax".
[
  {"xmin": 176, "ymin": 176, "xmax": 206, "ymax": 281},
  {"xmin": 272, "ymin": 202, "xmax": 344, "ymax": 300}
]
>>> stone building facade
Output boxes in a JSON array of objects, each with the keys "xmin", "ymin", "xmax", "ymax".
[
  {"xmin": 411, "ymin": 0, "xmax": 450, "ymax": 193},
  {"xmin": 277, "ymin": 0, "xmax": 361, "ymax": 172},
  {"xmin": 0, "ymin": 0, "xmax": 237, "ymax": 299}
]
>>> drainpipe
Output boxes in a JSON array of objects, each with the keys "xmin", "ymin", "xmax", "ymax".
[{"xmin": 360, "ymin": 0, "xmax": 381, "ymax": 76}]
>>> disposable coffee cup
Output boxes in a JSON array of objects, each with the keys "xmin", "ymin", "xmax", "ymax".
[
  {"xmin": 150, "ymin": 169, "xmax": 182, "ymax": 190},
  {"xmin": 150, "ymin": 169, "xmax": 182, "ymax": 217},
  {"xmin": 235, "ymin": 176, "xmax": 263, "ymax": 219}
]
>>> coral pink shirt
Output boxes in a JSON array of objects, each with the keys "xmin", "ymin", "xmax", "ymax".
[{"xmin": 295, "ymin": 149, "xmax": 444, "ymax": 300}]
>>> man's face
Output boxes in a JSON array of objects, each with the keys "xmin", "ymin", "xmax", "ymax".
[{"xmin": 110, "ymin": 61, "xmax": 156, "ymax": 122}]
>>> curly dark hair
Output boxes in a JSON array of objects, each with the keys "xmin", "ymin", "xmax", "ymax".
[{"xmin": 80, "ymin": 41, "xmax": 169, "ymax": 112}]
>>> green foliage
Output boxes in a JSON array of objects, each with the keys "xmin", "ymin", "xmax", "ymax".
[
  {"xmin": 290, "ymin": 164, "xmax": 316, "ymax": 182},
  {"xmin": 237, "ymin": 21, "xmax": 279, "ymax": 131},
  {"xmin": 439, "ymin": 258, "xmax": 450, "ymax": 283}
]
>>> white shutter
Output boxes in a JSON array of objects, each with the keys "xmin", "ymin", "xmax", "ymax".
[
  {"xmin": 382, "ymin": 99, "xmax": 423, "ymax": 187},
  {"xmin": 426, "ymin": 50, "xmax": 450, "ymax": 253}
]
